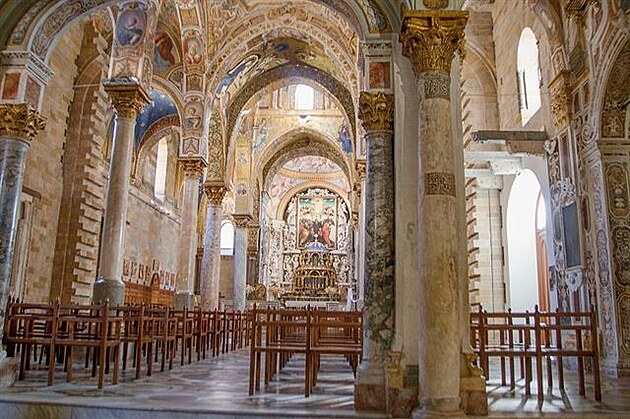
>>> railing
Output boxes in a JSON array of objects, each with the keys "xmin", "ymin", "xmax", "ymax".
[
  {"xmin": 470, "ymin": 305, "xmax": 601, "ymax": 403},
  {"xmin": 3, "ymin": 297, "xmax": 250, "ymax": 389}
]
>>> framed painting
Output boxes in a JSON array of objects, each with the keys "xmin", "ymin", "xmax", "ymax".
[{"xmin": 296, "ymin": 195, "xmax": 338, "ymax": 250}]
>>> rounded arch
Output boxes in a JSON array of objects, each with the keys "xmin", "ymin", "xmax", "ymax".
[
  {"xmin": 226, "ymin": 63, "xmax": 357, "ymax": 144},
  {"xmin": 517, "ymin": 27, "xmax": 542, "ymax": 125},
  {"xmin": 597, "ymin": 38, "xmax": 630, "ymax": 139},
  {"xmin": 506, "ymin": 169, "xmax": 545, "ymax": 312},
  {"xmin": 276, "ymin": 180, "xmax": 351, "ymax": 220},
  {"xmin": 257, "ymin": 128, "xmax": 353, "ymax": 192}
]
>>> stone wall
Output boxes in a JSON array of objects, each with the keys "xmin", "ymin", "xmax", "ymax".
[{"xmin": 21, "ymin": 23, "xmax": 84, "ymax": 303}]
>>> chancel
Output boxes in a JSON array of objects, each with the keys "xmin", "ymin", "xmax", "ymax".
[{"xmin": 0, "ymin": 0, "xmax": 629, "ymax": 418}]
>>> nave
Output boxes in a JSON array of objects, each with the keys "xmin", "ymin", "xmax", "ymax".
[{"xmin": 0, "ymin": 343, "xmax": 628, "ymax": 419}]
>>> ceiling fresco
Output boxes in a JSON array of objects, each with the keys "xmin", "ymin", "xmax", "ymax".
[{"xmin": 134, "ymin": 89, "xmax": 179, "ymax": 148}]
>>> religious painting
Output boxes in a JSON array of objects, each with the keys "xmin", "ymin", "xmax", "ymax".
[
  {"xmin": 562, "ymin": 201, "xmax": 582, "ymax": 269},
  {"xmin": 116, "ymin": 6, "xmax": 146, "ymax": 47},
  {"xmin": 183, "ymin": 101, "xmax": 202, "ymax": 132},
  {"xmin": 1, "ymin": 73, "xmax": 19, "ymax": 100},
  {"xmin": 25, "ymin": 76, "xmax": 41, "ymax": 109},
  {"xmin": 368, "ymin": 60, "xmax": 391, "ymax": 90},
  {"xmin": 153, "ymin": 31, "xmax": 176, "ymax": 72},
  {"xmin": 186, "ymin": 73, "xmax": 202, "ymax": 92},
  {"xmin": 183, "ymin": 33, "xmax": 203, "ymax": 65},
  {"xmin": 297, "ymin": 195, "xmax": 338, "ymax": 250},
  {"xmin": 168, "ymin": 69, "xmax": 184, "ymax": 92},
  {"xmin": 215, "ymin": 54, "xmax": 259, "ymax": 97}
]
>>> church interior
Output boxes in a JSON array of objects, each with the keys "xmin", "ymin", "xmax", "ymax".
[{"xmin": 0, "ymin": 0, "xmax": 629, "ymax": 417}]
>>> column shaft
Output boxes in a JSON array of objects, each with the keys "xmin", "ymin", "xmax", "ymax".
[
  {"xmin": 401, "ymin": 10, "xmax": 469, "ymax": 417},
  {"xmin": 0, "ymin": 137, "xmax": 29, "ymax": 350},
  {"xmin": 232, "ymin": 218, "xmax": 249, "ymax": 311},
  {"xmin": 199, "ymin": 184, "xmax": 224, "ymax": 309},
  {"xmin": 174, "ymin": 172, "xmax": 201, "ymax": 309},
  {"xmin": 94, "ymin": 83, "xmax": 148, "ymax": 305},
  {"xmin": 355, "ymin": 92, "xmax": 395, "ymax": 412}
]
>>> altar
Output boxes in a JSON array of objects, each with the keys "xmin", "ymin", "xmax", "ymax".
[{"xmin": 279, "ymin": 249, "xmax": 342, "ymax": 302}]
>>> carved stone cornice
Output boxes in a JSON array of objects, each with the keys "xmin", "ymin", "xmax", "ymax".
[
  {"xmin": 0, "ymin": 103, "xmax": 45, "ymax": 141},
  {"xmin": 233, "ymin": 214, "xmax": 252, "ymax": 228},
  {"xmin": 103, "ymin": 79, "xmax": 150, "ymax": 119},
  {"xmin": 549, "ymin": 71, "xmax": 572, "ymax": 130},
  {"xmin": 203, "ymin": 182, "xmax": 227, "ymax": 206},
  {"xmin": 423, "ymin": 0, "xmax": 448, "ymax": 8},
  {"xmin": 179, "ymin": 157, "xmax": 207, "ymax": 179},
  {"xmin": 400, "ymin": 10, "xmax": 468, "ymax": 75},
  {"xmin": 358, "ymin": 92, "xmax": 394, "ymax": 133},
  {"xmin": 355, "ymin": 159, "xmax": 367, "ymax": 182}
]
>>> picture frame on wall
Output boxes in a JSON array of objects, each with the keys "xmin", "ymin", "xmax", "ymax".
[{"xmin": 365, "ymin": 58, "xmax": 392, "ymax": 93}]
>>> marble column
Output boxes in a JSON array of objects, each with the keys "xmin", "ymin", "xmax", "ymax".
[
  {"xmin": 232, "ymin": 215, "xmax": 251, "ymax": 311},
  {"xmin": 354, "ymin": 92, "xmax": 395, "ymax": 412},
  {"xmin": 199, "ymin": 183, "xmax": 226, "ymax": 309},
  {"xmin": 174, "ymin": 158, "xmax": 206, "ymax": 310},
  {"xmin": 401, "ymin": 10, "xmax": 469, "ymax": 417},
  {"xmin": 0, "ymin": 104, "xmax": 45, "ymax": 359},
  {"xmin": 94, "ymin": 82, "xmax": 149, "ymax": 306}
]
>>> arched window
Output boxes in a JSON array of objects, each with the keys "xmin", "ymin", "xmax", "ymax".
[
  {"xmin": 154, "ymin": 137, "xmax": 168, "ymax": 200},
  {"xmin": 220, "ymin": 221, "xmax": 235, "ymax": 256},
  {"xmin": 295, "ymin": 84, "xmax": 314, "ymax": 110},
  {"xmin": 517, "ymin": 28, "xmax": 542, "ymax": 125}
]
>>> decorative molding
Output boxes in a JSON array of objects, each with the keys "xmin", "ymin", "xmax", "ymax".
[
  {"xmin": 400, "ymin": 10, "xmax": 468, "ymax": 76},
  {"xmin": 419, "ymin": 70, "xmax": 450, "ymax": 99},
  {"xmin": 358, "ymin": 91, "xmax": 394, "ymax": 132},
  {"xmin": 0, "ymin": 103, "xmax": 45, "ymax": 141},
  {"xmin": 179, "ymin": 157, "xmax": 207, "ymax": 178},
  {"xmin": 233, "ymin": 214, "xmax": 252, "ymax": 228},
  {"xmin": 355, "ymin": 159, "xmax": 367, "ymax": 182},
  {"xmin": 203, "ymin": 182, "xmax": 227, "ymax": 206},
  {"xmin": 549, "ymin": 71, "xmax": 572, "ymax": 130},
  {"xmin": 0, "ymin": 51, "xmax": 54, "ymax": 85},
  {"xmin": 103, "ymin": 80, "xmax": 150, "ymax": 119},
  {"xmin": 423, "ymin": 0, "xmax": 449, "ymax": 9},
  {"xmin": 424, "ymin": 172, "xmax": 456, "ymax": 197}
]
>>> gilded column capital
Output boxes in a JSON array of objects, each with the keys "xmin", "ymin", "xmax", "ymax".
[
  {"xmin": 358, "ymin": 92, "xmax": 394, "ymax": 133},
  {"xmin": 400, "ymin": 10, "xmax": 468, "ymax": 75},
  {"xmin": 179, "ymin": 157, "xmax": 207, "ymax": 179},
  {"xmin": 0, "ymin": 103, "xmax": 45, "ymax": 141},
  {"xmin": 233, "ymin": 214, "xmax": 252, "ymax": 228},
  {"xmin": 203, "ymin": 182, "xmax": 227, "ymax": 206},
  {"xmin": 103, "ymin": 80, "xmax": 150, "ymax": 119}
]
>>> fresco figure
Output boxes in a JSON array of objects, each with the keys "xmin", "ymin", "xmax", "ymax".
[{"xmin": 117, "ymin": 9, "xmax": 145, "ymax": 47}]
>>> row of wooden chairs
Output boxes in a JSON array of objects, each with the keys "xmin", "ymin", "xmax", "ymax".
[
  {"xmin": 3, "ymin": 298, "xmax": 251, "ymax": 389},
  {"xmin": 248, "ymin": 306, "xmax": 362, "ymax": 397},
  {"xmin": 470, "ymin": 305, "xmax": 601, "ymax": 403}
]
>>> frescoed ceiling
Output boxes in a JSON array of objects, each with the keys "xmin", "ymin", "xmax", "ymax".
[{"xmin": 134, "ymin": 90, "xmax": 179, "ymax": 148}]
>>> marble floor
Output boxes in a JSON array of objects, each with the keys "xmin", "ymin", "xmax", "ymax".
[{"xmin": 0, "ymin": 347, "xmax": 628, "ymax": 419}]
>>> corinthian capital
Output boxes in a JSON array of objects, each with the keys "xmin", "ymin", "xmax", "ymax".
[
  {"xmin": 400, "ymin": 10, "xmax": 468, "ymax": 75},
  {"xmin": 358, "ymin": 92, "xmax": 394, "ymax": 133},
  {"xmin": 180, "ymin": 156, "xmax": 207, "ymax": 178},
  {"xmin": 203, "ymin": 182, "xmax": 227, "ymax": 206},
  {"xmin": 103, "ymin": 80, "xmax": 150, "ymax": 119},
  {"xmin": 0, "ymin": 103, "xmax": 45, "ymax": 141}
]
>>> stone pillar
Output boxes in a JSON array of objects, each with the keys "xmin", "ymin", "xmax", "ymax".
[
  {"xmin": 0, "ymin": 104, "xmax": 45, "ymax": 359},
  {"xmin": 354, "ymin": 160, "xmax": 366, "ymax": 307},
  {"xmin": 94, "ymin": 81, "xmax": 149, "ymax": 306},
  {"xmin": 199, "ymin": 182, "xmax": 226, "ymax": 309},
  {"xmin": 232, "ymin": 215, "xmax": 251, "ymax": 311},
  {"xmin": 247, "ymin": 223, "xmax": 260, "ymax": 285},
  {"xmin": 174, "ymin": 157, "xmax": 206, "ymax": 310},
  {"xmin": 401, "ymin": 10, "xmax": 468, "ymax": 417},
  {"xmin": 354, "ymin": 92, "xmax": 395, "ymax": 412}
]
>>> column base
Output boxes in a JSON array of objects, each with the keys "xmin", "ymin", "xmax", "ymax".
[
  {"xmin": 460, "ymin": 376, "xmax": 488, "ymax": 415},
  {"xmin": 354, "ymin": 362, "xmax": 386, "ymax": 412},
  {"xmin": 412, "ymin": 396, "xmax": 464, "ymax": 418},
  {"xmin": 92, "ymin": 277, "xmax": 125, "ymax": 306},
  {"xmin": 174, "ymin": 292, "xmax": 195, "ymax": 310},
  {"xmin": 0, "ymin": 351, "xmax": 18, "ymax": 388}
]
